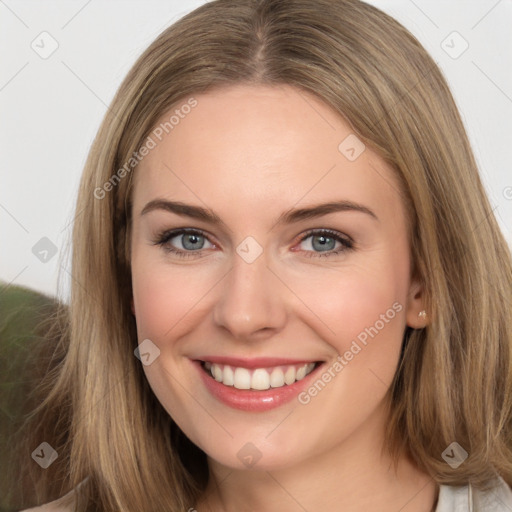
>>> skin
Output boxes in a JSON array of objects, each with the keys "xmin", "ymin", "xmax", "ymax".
[{"xmin": 130, "ymin": 84, "xmax": 437, "ymax": 512}]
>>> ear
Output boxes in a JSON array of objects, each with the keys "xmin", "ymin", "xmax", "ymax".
[{"xmin": 405, "ymin": 277, "xmax": 428, "ymax": 329}]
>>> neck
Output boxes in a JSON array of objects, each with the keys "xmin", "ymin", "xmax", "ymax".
[{"xmin": 196, "ymin": 401, "xmax": 438, "ymax": 512}]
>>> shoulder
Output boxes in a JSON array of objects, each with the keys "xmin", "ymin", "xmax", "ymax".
[
  {"xmin": 20, "ymin": 477, "xmax": 89, "ymax": 512},
  {"xmin": 20, "ymin": 500, "xmax": 73, "ymax": 512},
  {"xmin": 436, "ymin": 475, "xmax": 512, "ymax": 511},
  {"xmin": 475, "ymin": 476, "xmax": 512, "ymax": 510},
  {"xmin": 20, "ymin": 488, "xmax": 76, "ymax": 512}
]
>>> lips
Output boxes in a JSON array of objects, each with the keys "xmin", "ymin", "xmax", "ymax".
[{"xmin": 193, "ymin": 356, "xmax": 324, "ymax": 412}]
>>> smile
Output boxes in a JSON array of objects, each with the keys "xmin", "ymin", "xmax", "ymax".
[
  {"xmin": 201, "ymin": 361, "xmax": 318, "ymax": 390},
  {"xmin": 193, "ymin": 357, "xmax": 325, "ymax": 412}
]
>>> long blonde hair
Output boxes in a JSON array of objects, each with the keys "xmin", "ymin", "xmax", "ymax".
[{"xmin": 13, "ymin": 0, "xmax": 512, "ymax": 509}]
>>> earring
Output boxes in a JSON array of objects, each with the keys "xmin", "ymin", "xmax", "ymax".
[{"xmin": 418, "ymin": 310, "xmax": 427, "ymax": 321}]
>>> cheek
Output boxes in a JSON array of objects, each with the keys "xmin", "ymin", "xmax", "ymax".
[
  {"xmin": 289, "ymin": 257, "xmax": 408, "ymax": 362},
  {"xmin": 131, "ymin": 252, "xmax": 217, "ymax": 340},
  {"xmin": 130, "ymin": 255, "xmax": 212, "ymax": 416}
]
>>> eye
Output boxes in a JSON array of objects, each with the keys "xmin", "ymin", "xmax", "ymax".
[
  {"xmin": 153, "ymin": 228, "xmax": 215, "ymax": 258},
  {"xmin": 295, "ymin": 229, "xmax": 353, "ymax": 258},
  {"xmin": 153, "ymin": 227, "xmax": 353, "ymax": 260}
]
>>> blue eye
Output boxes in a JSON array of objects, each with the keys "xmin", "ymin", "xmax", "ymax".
[
  {"xmin": 296, "ymin": 229, "xmax": 353, "ymax": 258},
  {"xmin": 154, "ymin": 228, "xmax": 353, "ymax": 259},
  {"xmin": 154, "ymin": 229, "xmax": 214, "ymax": 258}
]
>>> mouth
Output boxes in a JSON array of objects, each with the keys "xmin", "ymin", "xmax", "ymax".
[
  {"xmin": 200, "ymin": 360, "xmax": 320, "ymax": 390},
  {"xmin": 193, "ymin": 357, "xmax": 325, "ymax": 412}
]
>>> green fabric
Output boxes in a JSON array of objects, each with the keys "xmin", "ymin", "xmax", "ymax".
[{"xmin": 0, "ymin": 283, "xmax": 61, "ymax": 511}]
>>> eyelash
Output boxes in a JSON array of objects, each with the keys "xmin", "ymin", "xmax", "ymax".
[{"xmin": 153, "ymin": 228, "xmax": 354, "ymax": 259}]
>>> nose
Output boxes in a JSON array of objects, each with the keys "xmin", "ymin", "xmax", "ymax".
[{"xmin": 213, "ymin": 250, "xmax": 288, "ymax": 341}]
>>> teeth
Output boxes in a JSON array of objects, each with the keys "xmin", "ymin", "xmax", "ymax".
[
  {"xmin": 233, "ymin": 367, "xmax": 251, "ymax": 389},
  {"xmin": 251, "ymin": 369, "xmax": 270, "ymax": 390},
  {"xmin": 270, "ymin": 367, "xmax": 285, "ymax": 387},
  {"xmin": 296, "ymin": 365, "xmax": 307, "ymax": 380},
  {"xmin": 284, "ymin": 366, "xmax": 296, "ymax": 385},
  {"xmin": 213, "ymin": 365, "xmax": 223, "ymax": 382},
  {"xmin": 223, "ymin": 365, "xmax": 234, "ymax": 386},
  {"xmin": 205, "ymin": 361, "xmax": 317, "ymax": 390}
]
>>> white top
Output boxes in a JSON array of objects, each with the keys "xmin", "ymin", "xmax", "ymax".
[{"xmin": 436, "ymin": 476, "xmax": 512, "ymax": 511}]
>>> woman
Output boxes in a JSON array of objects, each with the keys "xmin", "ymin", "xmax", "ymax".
[{"xmin": 17, "ymin": 0, "xmax": 512, "ymax": 510}]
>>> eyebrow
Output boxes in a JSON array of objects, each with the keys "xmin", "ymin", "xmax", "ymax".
[{"xmin": 140, "ymin": 199, "xmax": 378, "ymax": 226}]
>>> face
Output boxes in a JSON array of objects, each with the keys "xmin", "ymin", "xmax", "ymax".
[{"xmin": 130, "ymin": 84, "xmax": 425, "ymax": 471}]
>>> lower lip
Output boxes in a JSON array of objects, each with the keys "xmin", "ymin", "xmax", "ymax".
[{"xmin": 193, "ymin": 360, "xmax": 324, "ymax": 412}]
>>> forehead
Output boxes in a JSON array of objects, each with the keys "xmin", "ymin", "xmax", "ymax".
[{"xmin": 132, "ymin": 84, "xmax": 404, "ymax": 224}]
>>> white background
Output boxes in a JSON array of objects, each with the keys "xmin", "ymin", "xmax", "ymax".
[{"xmin": 1, "ymin": 0, "xmax": 511, "ymax": 301}]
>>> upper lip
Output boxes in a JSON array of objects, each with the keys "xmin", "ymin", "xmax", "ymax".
[{"xmin": 195, "ymin": 356, "xmax": 321, "ymax": 369}]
